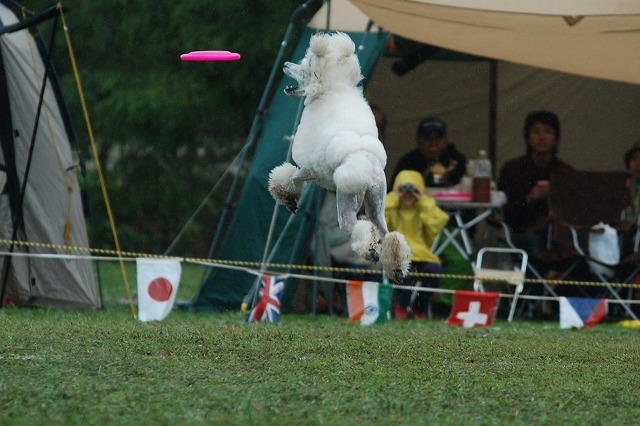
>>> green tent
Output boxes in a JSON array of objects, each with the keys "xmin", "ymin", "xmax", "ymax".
[{"xmin": 188, "ymin": 12, "xmax": 389, "ymax": 312}]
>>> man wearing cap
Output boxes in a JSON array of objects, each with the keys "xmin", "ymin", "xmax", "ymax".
[{"xmin": 391, "ymin": 117, "xmax": 468, "ymax": 188}]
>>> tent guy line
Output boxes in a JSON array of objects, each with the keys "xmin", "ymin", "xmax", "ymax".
[{"xmin": 0, "ymin": 238, "xmax": 639, "ymax": 293}]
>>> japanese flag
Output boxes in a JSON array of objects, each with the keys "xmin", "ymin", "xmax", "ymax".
[{"xmin": 136, "ymin": 258, "xmax": 182, "ymax": 322}]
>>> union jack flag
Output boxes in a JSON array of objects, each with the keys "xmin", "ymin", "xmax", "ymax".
[{"xmin": 246, "ymin": 275, "xmax": 285, "ymax": 323}]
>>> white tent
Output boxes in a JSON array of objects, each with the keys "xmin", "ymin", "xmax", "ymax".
[
  {"xmin": 0, "ymin": 3, "xmax": 99, "ymax": 308},
  {"xmin": 312, "ymin": 0, "xmax": 640, "ymax": 173},
  {"xmin": 350, "ymin": 0, "xmax": 640, "ymax": 85}
]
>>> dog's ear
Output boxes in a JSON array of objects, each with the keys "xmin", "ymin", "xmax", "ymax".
[
  {"xmin": 333, "ymin": 32, "xmax": 356, "ymax": 60},
  {"xmin": 345, "ymin": 60, "xmax": 363, "ymax": 87},
  {"xmin": 310, "ymin": 33, "xmax": 331, "ymax": 58},
  {"xmin": 330, "ymin": 33, "xmax": 362, "ymax": 86}
]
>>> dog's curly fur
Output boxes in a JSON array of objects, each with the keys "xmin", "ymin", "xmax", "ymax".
[{"xmin": 268, "ymin": 32, "xmax": 411, "ymax": 282}]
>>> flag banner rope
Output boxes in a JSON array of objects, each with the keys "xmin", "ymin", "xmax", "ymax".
[
  {"xmin": 1, "ymin": 238, "xmax": 640, "ymax": 294},
  {"xmin": 1, "ymin": 248, "xmax": 639, "ymax": 306}
]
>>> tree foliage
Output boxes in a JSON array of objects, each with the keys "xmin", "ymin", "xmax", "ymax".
[{"xmin": 16, "ymin": 0, "xmax": 318, "ymax": 256}]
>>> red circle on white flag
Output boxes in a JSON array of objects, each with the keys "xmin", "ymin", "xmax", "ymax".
[{"xmin": 148, "ymin": 278, "xmax": 173, "ymax": 302}]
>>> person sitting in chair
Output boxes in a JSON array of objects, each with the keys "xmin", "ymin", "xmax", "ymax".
[
  {"xmin": 622, "ymin": 142, "xmax": 640, "ymax": 257},
  {"xmin": 391, "ymin": 117, "xmax": 467, "ymax": 188},
  {"xmin": 624, "ymin": 142, "xmax": 640, "ymax": 219},
  {"xmin": 497, "ymin": 110, "xmax": 574, "ymax": 255}
]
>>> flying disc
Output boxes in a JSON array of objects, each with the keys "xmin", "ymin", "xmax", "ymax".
[{"xmin": 180, "ymin": 50, "xmax": 241, "ymax": 61}]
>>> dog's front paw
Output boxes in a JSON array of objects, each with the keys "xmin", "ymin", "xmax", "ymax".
[{"xmin": 268, "ymin": 163, "xmax": 305, "ymax": 213}]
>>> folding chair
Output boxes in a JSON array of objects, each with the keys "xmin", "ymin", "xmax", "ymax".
[
  {"xmin": 619, "ymin": 216, "xmax": 640, "ymax": 285},
  {"xmin": 473, "ymin": 247, "xmax": 527, "ymax": 322},
  {"xmin": 492, "ymin": 219, "xmax": 558, "ymax": 314},
  {"xmin": 538, "ymin": 169, "xmax": 638, "ymax": 319}
]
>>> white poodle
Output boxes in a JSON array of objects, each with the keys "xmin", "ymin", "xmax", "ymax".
[{"xmin": 268, "ymin": 32, "xmax": 411, "ymax": 283}]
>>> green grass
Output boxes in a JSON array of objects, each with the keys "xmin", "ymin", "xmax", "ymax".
[{"xmin": 1, "ymin": 262, "xmax": 639, "ymax": 425}]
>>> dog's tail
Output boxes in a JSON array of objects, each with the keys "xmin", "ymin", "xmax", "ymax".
[{"xmin": 333, "ymin": 151, "xmax": 381, "ymax": 194}]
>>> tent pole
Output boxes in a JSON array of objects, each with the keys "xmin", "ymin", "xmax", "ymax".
[
  {"xmin": 0, "ymin": 5, "xmax": 63, "ymax": 36},
  {"xmin": 243, "ymin": 188, "xmax": 310, "ymax": 309},
  {"xmin": 488, "ymin": 59, "xmax": 497, "ymax": 178},
  {"xmin": 205, "ymin": 0, "xmax": 321, "ymax": 262},
  {"xmin": 269, "ymin": 184, "xmax": 321, "ymax": 311},
  {"xmin": 0, "ymin": 11, "xmax": 60, "ymax": 306}
]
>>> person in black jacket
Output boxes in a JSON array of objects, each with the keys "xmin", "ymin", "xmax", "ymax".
[
  {"xmin": 391, "ymin": 116, "xmax": 467, "ymax": 188},
  {"xmin": 497, "ymin": 110, "xmax": 573, "ymax": 255}
]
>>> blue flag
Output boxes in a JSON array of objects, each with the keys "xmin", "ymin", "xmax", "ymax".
[{"xmin": 559, "ymin": 297, "xmax": 607, "ymax": 329}]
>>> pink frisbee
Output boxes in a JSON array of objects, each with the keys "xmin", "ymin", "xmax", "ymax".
[{"xmin": 180, "ymin": 50, "xmax": 241, "ymax": 61}]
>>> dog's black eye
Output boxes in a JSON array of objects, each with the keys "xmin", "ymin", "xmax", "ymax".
[{"xmin": 314, "ymin": 72, "xmax": 319, "ymax": 79}]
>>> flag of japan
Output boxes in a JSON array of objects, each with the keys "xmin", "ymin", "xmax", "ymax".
[
  {"xmin": 136, "ymin": 258, "xmax": 182, "ymax": 322},
  {"xmin": 446, "ymin": 290, "xmax": 500, "ymax": 328}
]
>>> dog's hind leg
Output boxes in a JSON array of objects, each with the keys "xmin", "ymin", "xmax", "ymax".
[
  {"xmin": 381, "ymin": 232, "xmax": 412, "ymax": 284},
  {"xmin": 363, "ymin": 183, "xmax": 389, "ymax": 236},
  {"xmin": 351, "ymin": 220, "xmax": 382, "ymax": 263},
  {"xmin": 365, "ymin": 184, "xmax": 411, "ymax": 284},
  {"xmin": 336, "ymin": 190, "xmax": 381, "ymax": 262},
  {"xmin": 335, "ymin": 190, "xmax": 363, "ymax": 234}
]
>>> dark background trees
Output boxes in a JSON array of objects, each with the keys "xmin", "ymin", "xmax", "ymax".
[{"xmin": 19, "ymin": 0, "xmax": 317, "ymax": 256}]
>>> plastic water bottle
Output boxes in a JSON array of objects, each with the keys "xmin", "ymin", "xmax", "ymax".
[{"xmin": 472, "ymin": 149, "xmax": 492, "ymax": 203}]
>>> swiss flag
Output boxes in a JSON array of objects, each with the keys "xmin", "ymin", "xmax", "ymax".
[
  {"xmin": 136, "ymin": 258, "xmax": 182, "ymax": 322},
  {"xmin": 446, "ymin": 290, "xmax": 500, "ymax": 328}
]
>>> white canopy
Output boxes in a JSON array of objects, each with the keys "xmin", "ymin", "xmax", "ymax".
[{"xmin": 350, "ymin": 0, "xmax": 640, "ymax": 85}]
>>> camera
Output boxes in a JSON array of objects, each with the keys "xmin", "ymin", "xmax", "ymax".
[{"xmin": 400, "ymin": 183, "xmax": 416, "ymax": 193}]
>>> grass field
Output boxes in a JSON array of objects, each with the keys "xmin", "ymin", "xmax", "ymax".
[{"xmin": 1, "ymin": 261, "xmax": 639, "ymax": 425}]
